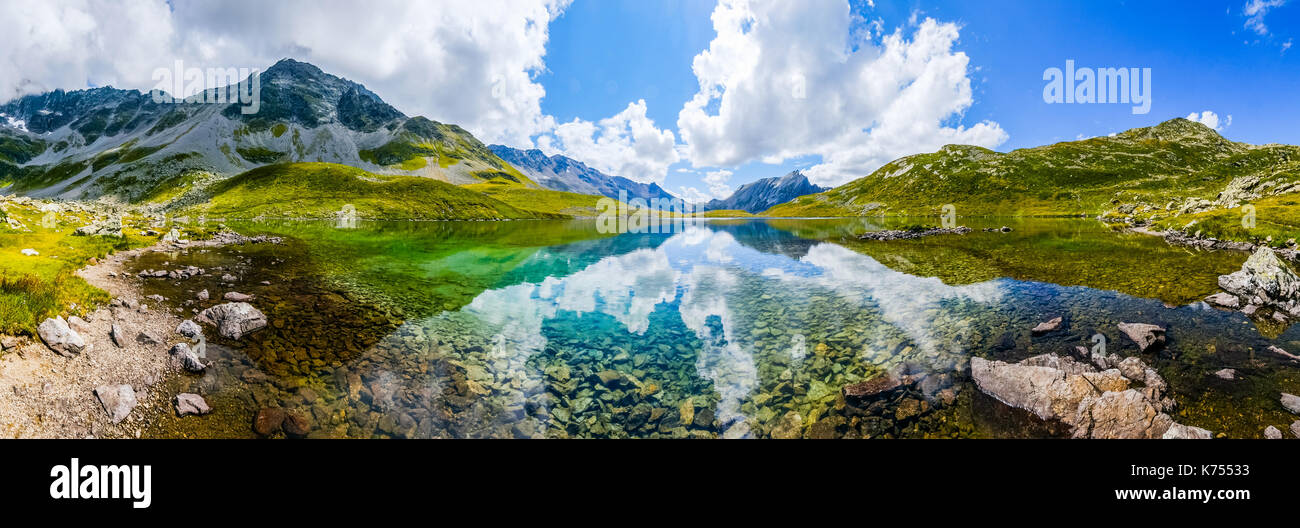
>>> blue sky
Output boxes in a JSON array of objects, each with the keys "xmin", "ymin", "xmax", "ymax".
[{"xmin": 536, "ymin": 0, "xmax": 1299, "ymax": 198}]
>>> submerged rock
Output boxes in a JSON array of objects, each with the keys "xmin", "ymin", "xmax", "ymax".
[
  {"xmin": 94, "ymin": 384, "xmax": 137, "ymax": 424},
  {"xmin": 254, "ymin": 408, "xmax": 286, "ymax": 436},
  {"xmin": 859, "ymin": 226, "xmax": 972, "ymax": 241},
  {"xmin": 1031, "ymin": 317, "xmax": 1063, "ymax": 335},
  {"xmin": 175, "ymin": 393, "xmax": 211, "ymax": 416},
  {"xmin": 1268, "ymin": 345, "xmax": 1300, "ymax": 362},
  {"xmin": 196, "ymin": 302, "xmax": 267, "ymax": 340},
  {"xmin": 1204, "ymin": 292, "xmax": 1241, "ymax": 309},
  {"xmin": 1213, "ymin": 368, "xmax": 1236, "ymax": 380},
  {"xmin": 1116, "ymin": 322, "xmax": 1165, "ymax": 352},
  {"xmin": 223, "ymin": 292, "xmax": 254, "ymax": 302},
  {"xmin": 1162, "ymin": 423, "xmax": 1213, "ymax": 439},
  {"xmin": 169, "ymin": 343, "xmax": 206, "ymax": 372},
  {"xmin": 1282, "ymin": 393, "xmax": 1300, "ymax": 415},
  {"xmin": 37, "ymin": 316, "xmax": 87, "ymax": 356}
]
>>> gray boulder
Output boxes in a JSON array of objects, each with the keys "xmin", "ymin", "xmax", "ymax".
[
  {"xmin": 176, "ymin": 320, "xmax": 202, "ymax": 339},
  {"xmin": 110, "ymin": 323, "xmax": 127, "ymax": 348},
  {"xmin": 37, "ymin": 316, "xmax": 87, "ymax": 356},
  {"xmin": 1265, "ymin": 425, "xmax": 1282, "ymax": 439},
  {"xmin": 168, "ymin": 343, "xmax": 206, "ymax": 372},
  {"xmin": 1217, "ymin": 246, "xmax": 1300, "ymax": 316},
  {"xmin": 196, "ymin": 302, "xmax": 267, "ymax": 339},
  {"xmin": 94, "ymin": 384, "xmax": 137, "ymax": 423}
]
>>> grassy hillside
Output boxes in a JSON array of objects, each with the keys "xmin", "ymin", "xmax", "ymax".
[
  {"xmin": 463, "ymin": 183, "xmax": 613, "ymax": 217},
  {"xmin": 181, "ymin": 163, "xmax": 565, "ymax": 220},
  {"xmin": 765, "ymin": 118, "xmax": 1277, "ymax": 218},
  {"xmin": 0, "ymin": 199, "xmax": 155, "ymax": 336}
]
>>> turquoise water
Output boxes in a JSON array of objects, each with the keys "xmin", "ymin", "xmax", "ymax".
[{"xmin": 130, "ymin": 218, "xmax": 1300, "ymax": 438}]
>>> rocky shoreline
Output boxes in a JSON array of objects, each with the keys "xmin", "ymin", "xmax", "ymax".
[{"xmin": 0, "ymin": 230, "xmax": 276, "ymax": 438}]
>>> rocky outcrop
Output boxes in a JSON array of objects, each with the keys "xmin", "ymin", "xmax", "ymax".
[
  {"xmin": 94, "ymin": 384, "xmax": 137, "ymax": 424},
  {"xmin": 37, "ymin": 316, "xmax": 87, "ymax": 356},
  {"xmin": 1214, "ymin": 247, "xmax": 1300, "ymax": 321},
  {"xmin": 970, "ymin": 353, "xmax": 1202, "ymax": 439},
  {"xmin": 196, "ymin": 302, "xmax": 267, "ymax": 339}
]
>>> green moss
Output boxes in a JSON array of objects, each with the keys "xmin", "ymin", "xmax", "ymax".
[{"xmin": 271, "ymin": 123, "xmax": 288, "ymax": 138}]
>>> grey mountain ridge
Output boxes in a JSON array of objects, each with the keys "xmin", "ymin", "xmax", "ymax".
[
  {"xmin": 704, "ymin": 171, "xmax": 828, "ymax": 213},
  {"xmin": 488, "ymin": 144, "xmax": 680, "ymax": 203}
]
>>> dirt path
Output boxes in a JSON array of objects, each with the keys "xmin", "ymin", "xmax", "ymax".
[{"xmin": 0, "ymin": 243, "xmax": 190, "ymax": 438}]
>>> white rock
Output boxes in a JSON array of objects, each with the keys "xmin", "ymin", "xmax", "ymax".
[{"xmin": 37, "ymin": 316, "xmax": 86, "ymax": 356}]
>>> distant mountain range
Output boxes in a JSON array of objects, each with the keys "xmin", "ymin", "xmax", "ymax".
[
  {"xmin": 0, "ymin": 59, "xmax": 538, "ymax": 202},
  {"xmin": 488, "ymin": 145, "xmax": 679, "ymax": 203},
  {"xmin": 703, "ymin": 171, "xmax": 826, "ymax": 213}
]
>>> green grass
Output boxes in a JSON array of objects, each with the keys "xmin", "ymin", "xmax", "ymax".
[
  {"xmin": 464, "ymin": 185, "xmax": 614, "ymax": 217},
  {"xmin": 182, "ymin": 162, "xmax": 568, "ymax": 220},
  {"xmin": 698, "ymin": 209, "xmax": 756, "ymax": 218},
  {"xmin": 1149, "ymin": 194, "xmax": 1300, "ymax": 246},
  {"xmin": 0, "ymin": 203, "xmax": 153, "ymax": 336}
]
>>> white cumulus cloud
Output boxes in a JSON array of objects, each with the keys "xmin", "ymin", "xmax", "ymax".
[
  {"xmin": 1186, "ymin": 110, "xmax": 1232, "ymax": 131},
  {"xmin": 676, "ymin": 0, "xmax": 1006, "ymax": 187},
  {"xmin": 537, "ymin": 99, "xmax": 681, "ymax": 184},
  {"xmin": 0, "ymin": 0, "xmax": 570, "ymax": 146}
]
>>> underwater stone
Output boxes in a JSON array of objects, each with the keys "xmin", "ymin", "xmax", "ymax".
[
  {"xmin": 196, "ymin": 302, "xmax": 268, "ymax": 340},
  {"xmin": 1031, "ymin": 316, "xmax": 1063, "ymax": 335},
  {"xmin": 175, "ymin": 393, "xmax": 211, "ymax": 416},
  {"xmin": 1116, "ymin": 322, "xmax": 1166, "ymax": 352},
  {"xmin": 1282, "ymin": 393, "xmax": 1300, "ymax": 415},
  {"xmin": 1162, "ymin": 423, "xmax": 1213, "ymax": 439}
]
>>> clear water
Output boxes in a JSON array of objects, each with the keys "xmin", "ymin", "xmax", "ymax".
[{"xmin": 129, "ymin": 218, "xmax": 1300, "ymax": 438}]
